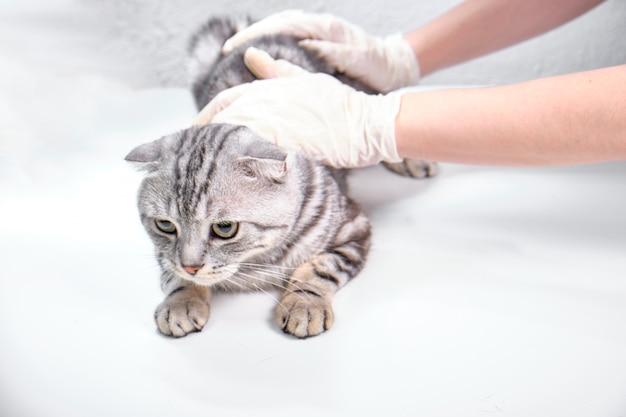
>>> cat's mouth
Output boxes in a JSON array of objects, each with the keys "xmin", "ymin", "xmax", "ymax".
[{"xmin": 175, "ymin": 264, "xmax": 239, "ymax": 286}]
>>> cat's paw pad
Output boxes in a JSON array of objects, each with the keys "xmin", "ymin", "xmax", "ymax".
[
  {"xmin": 154, "ymin": 295, "xmax": 210, "ymax": 338},
  {"xmin": 276, "ymin": 292, "xmax": 334, "ymax": 338},
  {"xmin": 382, "ymin": 159, "xmax": 438, "ymax": 179}
]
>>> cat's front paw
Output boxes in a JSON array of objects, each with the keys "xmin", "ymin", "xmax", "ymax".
[
  {"xmin": 154, "ymin": 292, "xmax": 210, "ymax": 338},
  {"xmin": 276, "ymin": 292, "xmax": 334, "ymax": 338}
]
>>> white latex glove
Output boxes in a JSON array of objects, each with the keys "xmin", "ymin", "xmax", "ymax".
[
  {"xmin": 222, "ymin": 10, "xmax": 420, "ymax": 93},
  {"xmin": 194, "ymin": 47, "xmax": 403, "ymax": 168}
]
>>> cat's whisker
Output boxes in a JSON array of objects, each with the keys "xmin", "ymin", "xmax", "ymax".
[
  {"xmin": 232, "ymin": 272, "xmax": 291, "ymax": 312},
  {"xmin": 253, "ymin": 270, "xmax": 314, "ymax": 289},
  {"xmin": 247, "ymin": 269, "xmax": 319, "ymax": 297},
  {"xmin": 236, "ymin": 270, "xmax": 313, "ymax": 304},
  {"xmin": 237, "ymin": 263, "xmax": 299, "ymax": 283},
  {"xmin": 236, "ymin": 270, "xmax": 314, "ymax": 304},
  {"xmin": 247, "ymin": 268, "xmax": 294, "ymax": 283},
  {"xmin": 137, "ymin": 260, "xmax": 163, "ymax": 272},
  {"xmin": 239, "ymin": 262, "xmax": 297, "ymax": 271},
  {"xmin": 223, "ymin": 275, "xmax": 254, "ymax": 293},
  {"xmin": 247, "ymin": 269, "xmax": 311, "ymax": 292},
  {"xmin": 234, "ymin": 270, "xmax": 283, "ymax": 292}
]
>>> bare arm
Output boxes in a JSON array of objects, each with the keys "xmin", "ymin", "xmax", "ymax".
[
  {"xmin": 406, "ymin": 0, "xmax": 605, "ymax": 76},
  {"xmin": 396, "ymin": 64, "xmax": 626, "ymax": 165}
]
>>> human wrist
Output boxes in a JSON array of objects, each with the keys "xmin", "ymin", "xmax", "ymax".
[
  {"xmin": 360, "ymin": 91, "xmax": 403, "ymax": 165},
  {"xmin": 403, "ymin": 30, "xmax": 440, "ymax": 78},
  {"xmin": 393, "ymin": 90, "xmax": 435, "ymax": 163},
  {"xmin": 384, "ymin": 34, "xmax": 421, "ymax": 88}
]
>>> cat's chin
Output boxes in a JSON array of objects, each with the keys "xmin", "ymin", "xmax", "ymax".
[
  {"xmin": 180, "ymin": 275, "xmax": 219, "ymax": 287},
  {"xmin": 179, "ymin": 274, "xmax": 231, "ymax": 288},
  {"xmin": 174, "ymin": 266, "xmax": 239, "ymax": 287}
]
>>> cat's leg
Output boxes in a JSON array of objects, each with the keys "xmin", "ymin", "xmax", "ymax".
[
  {"xmin": 154, "ymin": 272, "xmax": 212, "ymax": 337},
  {"xmin": 276, "ymin": 210, "xmax": 371, "ymax": 338},
  {"xmin": 382, "ymin": 159, "xmax": 438, "ymax": 178}
]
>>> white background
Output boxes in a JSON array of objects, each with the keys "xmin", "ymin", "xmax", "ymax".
[{"xmin": 1, "ymin": 1, "xmax": 625, "ymax": 416}]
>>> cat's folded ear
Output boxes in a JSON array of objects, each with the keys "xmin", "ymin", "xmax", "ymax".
[
  {"xmin": 238, "ymin": 156, "xmax": 287, "ymax": 184},
  {"xmin": 125, "ymin": 137, "xmax": 167, "ymax": 171},
  {"xmin": 238, "ymin": 137, "xmax": 290, "ymax": 183}
]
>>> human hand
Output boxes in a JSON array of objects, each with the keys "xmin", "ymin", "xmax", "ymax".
[
  {"xmin": 222, "ymin": 10, "xmax": 420, "ymax": 93},
  {"xmin": 194, "ymin": 47, "xmax": 403, "ymax": 168}
]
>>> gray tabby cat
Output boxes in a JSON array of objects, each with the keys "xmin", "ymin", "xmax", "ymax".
[{"xmin": 126, "ymin": 16, "xmax": 436, "ymax": 339}]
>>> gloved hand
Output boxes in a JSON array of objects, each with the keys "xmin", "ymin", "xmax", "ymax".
[
  {"xmin": 222, "ymin": 10, "xmax": 420, "ymax": 93},
  {"xmin": 194, "ymin": 47, "xmax": 403, "ymax": 168}
]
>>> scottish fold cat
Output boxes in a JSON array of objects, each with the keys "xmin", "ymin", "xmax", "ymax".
[{"xmin": 126, "ymin": 16, "xmax": 436, "ymax": 338}]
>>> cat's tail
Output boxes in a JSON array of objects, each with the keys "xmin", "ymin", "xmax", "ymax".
[{"xmin": 187, "ymin": 16, "xmax": 252, "ymax": 88}]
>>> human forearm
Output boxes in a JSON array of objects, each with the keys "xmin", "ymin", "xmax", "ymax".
[
  {"xmin": 406, "ymin": 0, "xmax": 604, "ymax": 77},
  {"xmin": 395, "ymin": 65, "xmax": 626, "ymax": 166},
  {"xmin": 199, "ymin": 49, "xmax": 625, "ymax": 169}
]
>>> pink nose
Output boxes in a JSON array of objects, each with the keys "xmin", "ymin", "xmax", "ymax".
[{"xmin": 183, "ymin": 265, "xmax": 201, "ymax": 275}]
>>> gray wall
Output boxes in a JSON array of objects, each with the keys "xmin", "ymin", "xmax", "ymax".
[{"xmin": 80, "ymin": 0, "xmax": 626, "ymax": 87}]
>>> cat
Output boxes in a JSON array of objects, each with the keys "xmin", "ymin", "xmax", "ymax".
[{"xmin": 126, "ymin": 16, "xmax": 436, "ymax": 339}]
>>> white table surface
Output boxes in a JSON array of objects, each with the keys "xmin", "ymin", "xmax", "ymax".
[{"xmin": 1, "ymin": 3, "xmax": 625, "ymax": 417}]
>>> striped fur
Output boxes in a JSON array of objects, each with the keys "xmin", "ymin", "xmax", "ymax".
[
  {"xmin": 127, "ymin": 124, "xmax": 370, "ymax": 338},
  {"xmin": 126, "ymin": 16, "xmax": 433, "ymax": 339}
]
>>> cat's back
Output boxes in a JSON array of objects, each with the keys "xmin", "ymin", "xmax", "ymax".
[{"xmin": 189, "ymin": 17, "xmax": 335, "ymax": 110}]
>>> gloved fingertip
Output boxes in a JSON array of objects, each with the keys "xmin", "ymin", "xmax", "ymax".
[
  {"xmin": 192, "ymin": 112, "xmax": 211, "ymax": 126},
  {"xmin": 191, "ymin": 82, "xmax": 250, "ymax": 126},
  {"xmin": 243, "ymin": 47, "xmax": 277, "ymax": 78},
  {"xmin": 221, "ymin": 39, "xmax": 234, "ymax": 54},
  {"xmin": 193, "ymin": 103, "xmax": 219, "ymax": 125},
  {"xmin": 245, "ymin": 46, "xmax": 310, "ymax": 78}
]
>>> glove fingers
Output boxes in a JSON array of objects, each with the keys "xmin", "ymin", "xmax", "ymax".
[
  {"xmin": 223, "ymin": 10, "xmax": 336, "ymax": 53},
  {"xmin": 222, "ymin": 10, "xmax": 303, "ymax": 53},
  {"xmin": 222, "ymin": 10, "xmax": 365, "ymax": 53},
  {"xmin": 192, "ymin": 83, "xmax": 251, "ymax": 125},
  {"xmin": 244, "ymin": 47, "xmax": 310, "ymax": 79}
]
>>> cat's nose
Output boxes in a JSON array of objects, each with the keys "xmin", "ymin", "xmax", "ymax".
[{"xmin": 182, "ymin": 265, "xmax": 202, "ymax": 275}]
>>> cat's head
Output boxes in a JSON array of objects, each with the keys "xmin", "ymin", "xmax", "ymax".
[{"xmin": 126, "ymin": 124, "xmax": 305, "ymax": 287}]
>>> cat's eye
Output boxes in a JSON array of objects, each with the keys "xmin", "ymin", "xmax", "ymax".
[
  {"xmin": 155, "ymin": 219, "xmax": 177, "ymax": 234},
  {"xmin": 212, "ymin": 221, "xmax": 238, "ymax": 239}
]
